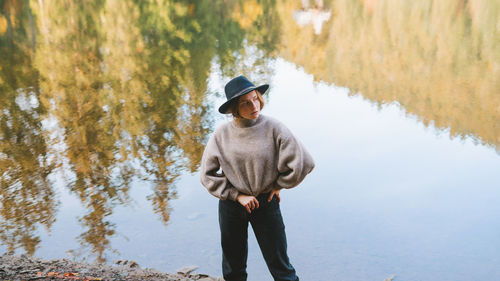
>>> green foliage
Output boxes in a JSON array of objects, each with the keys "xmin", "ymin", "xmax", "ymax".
[{"xmin": 0, "ymin": 0, "xmax": 280, "ymax": 260}]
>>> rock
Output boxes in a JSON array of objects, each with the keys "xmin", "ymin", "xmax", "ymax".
[
  {"xmin": 114, "ymin": 259, "xmax": 139, "ymax": 268},
  {"xmin": 42, "ymin": 266, "xmax": 55, "ymax": 275},
  {"xmin": 128, "ymin": 260, "xmax": 139, "ymax": 268},
  {"xmin": 176, "ymin": 265, "xmax": 198, "ymax": 275},
  {"xmin": 198, "ymin": 277, "xmax": 217, "ymax": 281}
]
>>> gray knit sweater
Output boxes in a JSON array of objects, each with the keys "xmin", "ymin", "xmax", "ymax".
[{"xmin": 200, "ymin": 115, "xmax": 315, "ymax": 201}]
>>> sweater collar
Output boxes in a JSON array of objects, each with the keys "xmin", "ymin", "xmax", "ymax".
[{"xmin": 232, "ymin": 115, "xmax": 263, "ymax": 128}]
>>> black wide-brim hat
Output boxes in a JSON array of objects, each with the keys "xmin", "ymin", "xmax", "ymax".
[{"xmin": 219, "ymin": 75, "xmax": 269, "ymax": 114}]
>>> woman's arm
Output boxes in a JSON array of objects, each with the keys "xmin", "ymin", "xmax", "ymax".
[
  {"xmin": 200, "ymin": 135, "xmax": 240, "ymax": 201},
  {"xmin": 275, "ymin": 127, "xmax": 315, "ymax": 189}
]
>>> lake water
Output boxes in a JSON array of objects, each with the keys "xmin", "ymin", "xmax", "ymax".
[{"xmin": 1, "ymin": 1, "xmax": 499, "ymax": 280}]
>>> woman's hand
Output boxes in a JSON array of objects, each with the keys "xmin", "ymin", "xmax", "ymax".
[
  {"xmin": 237, "ymin": 194, "xmax": 259, "ymax": 214},
  {"xmin": 267, "ymin": 189, "xmax": 281, "ymax": 203}
]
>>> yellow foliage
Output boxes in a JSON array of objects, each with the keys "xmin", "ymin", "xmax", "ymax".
[
  {"xmin": 0, "ymin": 16, "xmax": 7, "ymax": 34},
  {"xmin": 174, "ymin": 2, "xmax": 188, "ymax": 17},
  {"xmin": 232, "ymin": 0, "xmax": 264, "ymax": 29},
  {"xmin": 278, "ymin": 0, "xmax": 500, "ymax": 150}
]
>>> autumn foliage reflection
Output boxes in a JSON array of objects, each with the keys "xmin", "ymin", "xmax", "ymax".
[
  {"xmin": 279, "ymin": 0, "xmax": 500, "ymax": 151},
  {"xmin": 3, "ymin": 0, "xmax": 496, "ymax": 264},
  {"xmin": 0, "ymin": 0, "xmax": 277, "ymax": 261},
  {"xmin": 0, "ymin": 0, "xmax": 56, "ymax": 255}
]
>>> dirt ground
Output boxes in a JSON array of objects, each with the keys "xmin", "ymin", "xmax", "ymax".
[{"xmin": 0, "ymin": 254, "xmax": 221, "ymax": 281}]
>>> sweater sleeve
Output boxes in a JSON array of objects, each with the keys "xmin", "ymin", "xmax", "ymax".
[
  {"xmin": 276, "ymin": 128, "xmax": 315, "ymax": 189},
  {"xmin": 200, "ymin": 134, "xmax": 240, "ymax": 201}
]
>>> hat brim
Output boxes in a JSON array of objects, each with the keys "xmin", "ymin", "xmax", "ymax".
[{"xmin": 218, "ymin": 84, "xmax": 269, "ymax": 114}]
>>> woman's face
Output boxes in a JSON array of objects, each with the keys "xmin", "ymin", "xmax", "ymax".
[{"xmin": 237, "ymin": 90, "xmax": 261, "ymax": 119}]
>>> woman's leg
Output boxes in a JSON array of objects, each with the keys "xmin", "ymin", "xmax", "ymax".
[
  {"xmin": 250, "ymin": 194, "xmax": 299, "ymax": 281},
  {"xmin": 219, "ymin": 199, "xmax": 249, "ymax": 281}
]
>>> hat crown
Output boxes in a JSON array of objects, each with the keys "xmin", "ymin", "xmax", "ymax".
[
  {"xmin": 218, "ymin": 75, "xmax": 268, "ymax": 114},
  {"xmin": 224, "ymin": 76, "xmax": 256, "ymax": 100}
]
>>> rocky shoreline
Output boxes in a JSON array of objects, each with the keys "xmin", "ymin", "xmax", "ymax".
[{"xmin": 0, "ymin": 254, "xmax": 221, "ymax": 281}]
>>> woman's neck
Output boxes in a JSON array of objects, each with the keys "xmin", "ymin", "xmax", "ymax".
[{"xmin": 233, "ymin": 116, "xmax": 259, "ymax": 128}]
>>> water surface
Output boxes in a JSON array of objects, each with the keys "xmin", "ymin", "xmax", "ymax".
[{"xmin": 1, "ymin": 1, "xmax": 499, "ymax": 280}]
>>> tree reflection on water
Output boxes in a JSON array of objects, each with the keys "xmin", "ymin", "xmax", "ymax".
[
  {"xmin": 280, "ymin": 0, "xmax": 500, "ymax": 152},
  {"xmin": 0, "ymin": 0, "xmax": 56, "ymax": 256},
  {"xmin": 0, "ymin": 0, "xmax": 498, "ymax": 263},
  {"xmin": 0, "ymin": 0, "xmax": 277, "ymax": 261}
]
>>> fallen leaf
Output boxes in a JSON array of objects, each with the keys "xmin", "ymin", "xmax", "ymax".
[
  {"xmin": 36, "ymin": 272, "xmax": 43, "ymax": 277},
  {"xmin": 64, "ymin": 272, "xmax": 79, "ymax": 277},
  {"xmin": 47, "ymin": 272, "xmax": 59, "ymax": 277}
]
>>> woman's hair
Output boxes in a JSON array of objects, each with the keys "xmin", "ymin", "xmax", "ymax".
[{"xmin": 229, "ymin": 90, "xmax": 265, "ymax": 118}]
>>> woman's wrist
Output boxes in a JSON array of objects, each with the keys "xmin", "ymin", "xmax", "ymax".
[{"xmin": 228, "ymin": 189, "xmax": 240, "ymax": 201}]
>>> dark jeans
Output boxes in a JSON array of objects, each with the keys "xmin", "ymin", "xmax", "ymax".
[{"xmin": 218, "ymin": 193, "xmax": 299, "ymax": 281}]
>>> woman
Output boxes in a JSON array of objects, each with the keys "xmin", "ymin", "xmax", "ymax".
[{"xmin": 200, "ymin": 75, "xmax": 314, "ymax": 281}]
